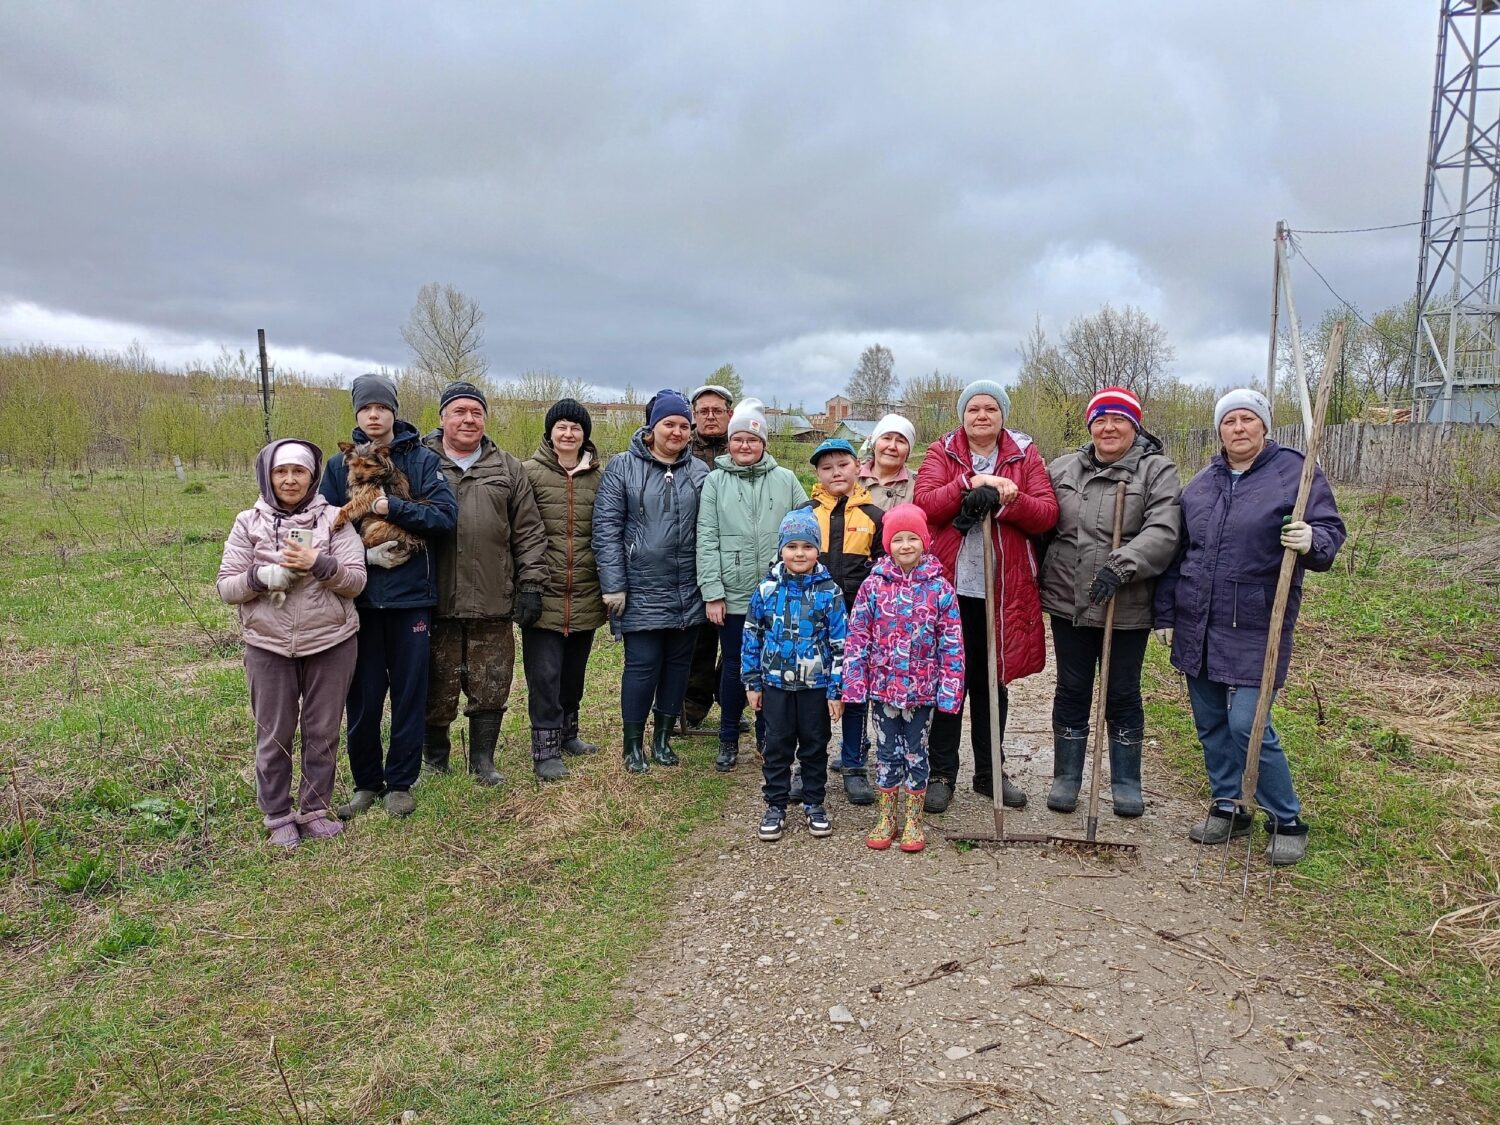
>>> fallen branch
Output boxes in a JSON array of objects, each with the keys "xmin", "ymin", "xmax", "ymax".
[
  {"xmin": 1023, "ymin": 1009, "xmax": 1105, "ymax": 1048},
  {"xmin": 269, "ymin": 1036, "xmax": 307, "ymax": 1125}
]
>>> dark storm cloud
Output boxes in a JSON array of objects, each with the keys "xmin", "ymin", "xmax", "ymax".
[{"xmin": 0, "ymin": 2, "xmax": 1437, "ymax": 397}]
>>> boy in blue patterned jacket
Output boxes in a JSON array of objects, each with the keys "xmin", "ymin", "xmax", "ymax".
[{"xmin": 743, "ymin": 509, "xmax": 848, "ymax": 842}]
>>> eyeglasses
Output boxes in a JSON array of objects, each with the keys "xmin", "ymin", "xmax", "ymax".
[{"xmin": 696, "ymin": 408, "xmax": 727, "ymax": 418}]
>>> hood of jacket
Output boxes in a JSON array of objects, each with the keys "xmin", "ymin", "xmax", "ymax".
[
  {"xmin": 767, "ymin": 559, "xmax": 834, "ymax": 587},
  {"xmin": 352, "ymin": 419, "xmax": 422, "ymax": 452},
  {"xmin": 530, "ymin": 438, "xmax": 601, "ymax": 476},
  {"xmin": 630, "ymin": 427, "xmax": 697, "ymax": 470},
  {"xmin": 939, "ymin": 425, "xmax": 1034, "ymax": 470},
  {"xmin": 809, "ymin": 479, "xmax": 876, "ymax": 509},
  {"xmin": 868, "ymin": 553, "xmax": 946, "ymax": 586},
  {"xmin": 1074, "ymin": 426, "xmax": 1165, "ymax": 467},
  {"xmin": 255, "ymin": 439, "xmax": 324, "ymax": 516},
  {"xmin": 713, "ymin": 450, "xmax": 782, "ymax": 478}
]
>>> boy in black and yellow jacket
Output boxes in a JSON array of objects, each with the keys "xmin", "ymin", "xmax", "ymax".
[{"xmin": 797, "ymin": 438, "xmax": 884, "ymax": 805}]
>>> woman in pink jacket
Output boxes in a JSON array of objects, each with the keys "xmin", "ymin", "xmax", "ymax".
[{"xmin": 217, "ymin": 440, "xmax": 367, "ymax": 849}]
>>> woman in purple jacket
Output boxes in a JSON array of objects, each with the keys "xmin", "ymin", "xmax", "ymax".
[{"xmin": 1153, "ymin": 389, "xmax": 1345, "ymax": 866}]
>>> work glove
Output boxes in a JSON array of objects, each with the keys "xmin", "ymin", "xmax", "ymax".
[
  {"xmin": 256, "ymin": 564, "xmax": 294, "ymax": 591},
  {"xmin": 366, "ymin": 541, "xmax": 412, "ymax": 569},
  {"xmin": 1279, "ymin": 519, "xmax": 1313, "ymax": 555},
  {"xmin": 513, "ymin": 590, "xmax": 544, "ymax": 628},
  {"xmin": 1154, "ymin": 627, "xmax": 1174, "ymax": 647},
  {"xmin": 952, "ymin": 484, "xmax": 1000, "ymax": 534},
  {"xmin": 1087, "ymin": 562, "xmax": 1123, "ymax": 606},
  {"xmin": 602, "ymin": 591, "xmax": 627, "ymax": 617}
]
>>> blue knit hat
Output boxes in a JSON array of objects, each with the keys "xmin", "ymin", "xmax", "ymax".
[
  {"xmin": 809, "ymin": 438, "xmax": 857, "ymax": 465},
  {"xmin": 778, "ymin": 508, "xmax": 823, "ymax": 551},
  {"xmin": 957, "ymin": 379, "xmax": 1011, "ymax": 419},
  {"xmin": 646, "ymin": 388, "xmax": 692, "ymax": 428}
]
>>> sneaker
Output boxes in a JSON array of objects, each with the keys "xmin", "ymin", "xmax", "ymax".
[
  {"xmin": 1188, "ymin": 806, "xmax": 1254, "ymax": 844},
  {"xmin": 758, "ymin": 806, "xmax": 785, "ymax": 843},
  {"xmin": 805, "ymin": 804, "xmax": 833, "ymax": 837}
]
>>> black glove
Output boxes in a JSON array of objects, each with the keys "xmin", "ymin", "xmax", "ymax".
[
  {"xmin": 1088, "ymin": 563, "xmax": 1122, "ymax": 606},
  {"xmin": 513, "ymin": 589, "xmax": 544, "ymax": 628},
  {"xmin": 952, "ymin": 484, "xmax": 1000, "ymax": 534}
]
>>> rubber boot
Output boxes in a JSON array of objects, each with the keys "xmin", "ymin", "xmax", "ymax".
[
  {"xmin": 1046, "ymin": 725, "xmax": 1089, "ymax": 813},
  {"xmin": 533, "ymin": 729, "xmax": 570, "ymax": 782},
  {"xmin": 422, "ymin": 724, "xmax": 452, "ymax": 776},
  {"xmin": 561, "ymin": 711, "xmax": 600, "ymax": 757},
  {"xmin": 468, "ymin": 709, "xmax": 506, "ymax": 787},
  {"xmin": 622, "ymin": 720, "xmax": 650, "ymax": 775},
  {"xmin": 650, "ymin": 710, "xmax": 680, "ymax": 767},
  {"xmin": 898, "ymin": 789, "xmax": 927, "ymax": 853},
  {"xmin": 1108, "ymin": 725, "xmax": 1145, "ymax": 817},
  {"xmin": 865, "ymin": 785, "xmax": 899, "ymax": 850}
]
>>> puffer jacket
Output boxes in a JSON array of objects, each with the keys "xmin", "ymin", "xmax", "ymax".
[
  {"xmin": 592, "ymin": 428, "xmax": 709, "ymax": 632},
  {"xmin": 697, "ymin": 452, "xmax": 808, "ymax": 613},
  {"xmin": 914, "ymin": 427, "xmax": 1058, "ymax": 685},
  {"xmin": 1154, "ymin": 440, "xmax": 1345, "ymax": 690},
  {"xmin": 843, "ymin": 555, "xmax": 964, "ymax": 712},
  {"xmin": 318, "ymin": 421, "xmax": 457, "ymax": 609},
  {"xmin": 423, "ymin": 432, "xmax": 548, "ymax": 620},
  {"xmin": 742, "ymin": 562, "xmax": 847, "ymax": 698},
  {"xmin": 798, "ymin": 482, "xmax": 886, "ymax": 607},
  {"xmin": 858, "ymin": 462, "xmax": 915, "ymax": 511},
  {"xmin": 217, "ymin": 439, "xmax": 367, "ymax": 658},
  {"xmin": 1040, "ymin": 431, "xmax": 1182, "ymax": 630},
  {"xmin": 524, "ymin": 440, "xmax": 607, "ymax": 634}
]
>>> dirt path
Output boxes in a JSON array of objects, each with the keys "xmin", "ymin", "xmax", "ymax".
[{"xmin": 570, "ymin": 664, "xmax": 1441, "ymax": 1124}]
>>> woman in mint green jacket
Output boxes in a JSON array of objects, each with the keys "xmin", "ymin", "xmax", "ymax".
[{"xmin": 697, "ymin": 399, "xmax": 808, "ymax": 771}]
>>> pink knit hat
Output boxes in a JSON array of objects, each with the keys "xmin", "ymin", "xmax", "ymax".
[{"xmin": 882, "ymin": 503, "xmax": 931, "ymax": 553}]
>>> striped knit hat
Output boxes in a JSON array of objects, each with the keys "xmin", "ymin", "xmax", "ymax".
[{"xmin": 1086, "ymin": 386, "xmax": 1142, "ymax": 429}]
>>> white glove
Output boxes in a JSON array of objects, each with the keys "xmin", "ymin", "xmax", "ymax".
[
  {"xmin": 602, "ymin": 591, "xmax": 627, "ymax": 617},
  {"xmin": 256, "ymin": 564, "xmax": 294, "ymax": 591},
  {"xmin": 1280, "ymin": 520, "xmax": 1313, "ymax": 555},
  {"xmin": 1154, "ymin": 627, "xmax": 1174, "ymax": 647},
  {"xmin": 366, "ymin": 541, "xmax": 412, "ymax": 569}
]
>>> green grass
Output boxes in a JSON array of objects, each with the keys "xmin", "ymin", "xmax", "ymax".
[
  {"xmin": 1145, "ymin": 491, "xmax": 1500, "ymax": 1111},
  {"xmin": 0, "ymin": 467, "xmax": 733, "ymax": 1122}
]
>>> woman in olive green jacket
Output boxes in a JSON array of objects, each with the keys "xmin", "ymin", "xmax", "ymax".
[
  {"xmin": 695, "ymin": 399, "xmax": 808, "ymax": 771},
  {"xmin": 521, "ymin": 399, "xmax": 608, "ymax": 780}
]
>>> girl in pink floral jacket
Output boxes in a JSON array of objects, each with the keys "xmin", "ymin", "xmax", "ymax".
[{"xmin": 842, "ymin": 504, "xmax": 963, "ymax": 852}]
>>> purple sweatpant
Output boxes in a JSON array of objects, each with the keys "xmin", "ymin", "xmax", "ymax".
[{"xmin": 244, "ymin": 636, "xmax": 358, "ymax": 820}]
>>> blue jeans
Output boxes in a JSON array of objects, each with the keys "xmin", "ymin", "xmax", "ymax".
[
  {"xmin": 1184, "ymin": 674, "xmax": 1301, "ymax": 824},
  {"xmin": 621, "ymin": 629, "xmax": 696, "ymax": 724},
  {"xmin": 716, "ymin": 614, "xmax": 766, "ymax": 746},
  {"xmin": 872, "ymin": 703, "xmax": 933, "ymax": 792}
]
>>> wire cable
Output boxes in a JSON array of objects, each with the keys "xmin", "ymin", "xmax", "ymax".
[{"xmin": 1292, "ymin": 200, "xmax": 1494, "ymax": 235}]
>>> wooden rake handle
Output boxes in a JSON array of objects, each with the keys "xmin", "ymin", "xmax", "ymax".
[{"xmin": 1085, "ymin": 480, "xmax": 1129, "ymax": 841}]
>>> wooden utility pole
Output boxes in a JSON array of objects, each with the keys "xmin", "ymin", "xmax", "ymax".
[{"xmin": 257, "ymin": 329, "xmax": 272, "ymax": 444}]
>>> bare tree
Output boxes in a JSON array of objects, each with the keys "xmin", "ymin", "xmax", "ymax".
[
  {"xmin": 401, "ymin": 283, "xmax": 488, "ymax": 393},
  {"xmin": 495, "ymin": 369, "xmax": 594, "ymax": 403},
  {"xmin": 846, "ymin": 344, "xmax": 899, "ymax": 418},
  {"xmin": 900, "ymin": 370, "xmax": 965, "ymax": 441}
]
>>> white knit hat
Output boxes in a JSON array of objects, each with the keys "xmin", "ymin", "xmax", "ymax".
[
  {"xmin": 1213, "ymin": 388, "xmax": 1272, "ymax": 433},
  {"xmin": 727, "ymin": 397, "xmax": 768, "ymax": 443},
  {"xmin": 869, "ymin": 412, "xmax": 916, "ymax": 449}
]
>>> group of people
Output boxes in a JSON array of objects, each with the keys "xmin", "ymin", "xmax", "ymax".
[{"xmin": 217, "ymin": 370, "xmax": 1344, "ymax": 864}]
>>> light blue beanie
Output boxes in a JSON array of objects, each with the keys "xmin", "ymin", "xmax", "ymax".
[{"xmin": 957, "ymin": 379, "xmax": 1011, "ymax": 419}]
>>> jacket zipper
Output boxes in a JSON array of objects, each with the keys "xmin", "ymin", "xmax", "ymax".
[{"xmin": 563, "ymin": 471, "xmax": 574, "ymax": 635}]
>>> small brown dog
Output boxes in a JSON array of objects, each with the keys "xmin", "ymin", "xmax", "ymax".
[{"xmin": 332, "ymin": 441, "xmax": 426, "ymax": 559}]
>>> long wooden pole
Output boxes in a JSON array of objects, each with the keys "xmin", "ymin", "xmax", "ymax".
[
  {"xmin": 1084, "ymin": 481, "xmax": 1128, "ymax": 843},
  {"xmin": 1238, "ymin": 320, "xmax": 1344, "ymax": 813},
  {"xmin": 257, "ymin": 328, "xmax": 272, "ymax": 444},
  {"xmin": 982, "ymin": 512, "xmax": 1005, "ymax": 839}
]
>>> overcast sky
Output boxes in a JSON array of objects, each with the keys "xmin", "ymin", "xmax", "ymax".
[{"xmin": 0, "ymin": 3, "xmax": 1439, "ymax": 405}]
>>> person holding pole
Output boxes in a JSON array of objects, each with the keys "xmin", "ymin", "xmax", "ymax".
[
  {"xmin": 1038, "ymin": 387, "xmax": 1180, "ymax": 818},
  {"xmin": 1153, "ymin": 388, "xmax": 1345, "ymax": 865}
]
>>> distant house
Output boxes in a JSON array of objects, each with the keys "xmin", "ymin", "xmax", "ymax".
[
  {"xmin": 767, "ymin": 414, "xmax": 821, "ymax": 442},
  {"xmin": 824, "ymin": 395, "xmax": 852, "ymax": 424},
  {"xmin": 828, "ymin": 419, "xmax": 878, "ymax": 447}
]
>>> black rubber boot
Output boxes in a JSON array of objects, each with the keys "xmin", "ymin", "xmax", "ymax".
[
  {"xmin": 650, "ymin": 710, "xmax": 681, "ymax": 767},
  {"xmin": 422, "ymin": 724, "xmax": 452, "ymax": 776},
  {"xmin": 1046, "ymin": 725, "xmax": 1089, "ymax": 813},
  {"xmin": 533, "ymin": 729, "xmax": 570, "ymax": 782},
  {"xmin": 561, "ymin": 711, "xmax": 600, "ymax": 757},
  {"xmin": 843, "ymin": 768, "xmax": 875, "ymax": 806},
  {"xmin": 1108, "ymin": 724, "xmax": 1145, "ymax": 817},
  {"xmin": 714, "ymin": 742, "xmax": 739, "ymax": 773},
  {"xmin": 468, "ymin": 710, "xmax": 506, "ymax": 787},
  {"xmin": 622, "ymin": 721, "xmax": 650, "ymax": 775}
]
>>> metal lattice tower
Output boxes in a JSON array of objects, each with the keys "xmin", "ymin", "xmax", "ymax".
[{"xmin": 1412, "ymin": 0, "xmax": 1500, "ymax": 423}]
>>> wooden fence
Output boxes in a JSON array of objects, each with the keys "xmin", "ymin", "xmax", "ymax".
[{"xmin": 1168, "ymin": 421, "xmax": 1500, "ymax": 486}]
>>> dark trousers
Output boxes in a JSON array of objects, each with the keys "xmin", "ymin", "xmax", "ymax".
[
  {"xmin": 621, "ymin": 628, "xmax": 696, "ymax": 724},
  {"xmin": 521, "ymin": 627, "xmax": 595, "ymax": 731},
  {"xmin": 760, "ymin": 687, "xmax": 831, "ymax": 809},
  {"xmin": 716, "ymin": 613, "xmax": 766, "ymax": 745},
  {"xmin": 245, "ymin": 636, "xmax": 358, "ymax": 819},
  {"xmin": 1049, "ymin": 615, "xmax": 1150, "ymax": 732},
  {"xmin": 347, "ymin": 607, "xmax": 431, "ymax": 793},
  {"xmin": 426, "ymin": 617, "xmax": 516, "ymax": 725},
  {"xmin": 683, "ymin": 621, "xmax": 721, "ymax": 722},
  {"xmin": 929, "ymin": 595, "xmax": 1008, "ymax": 787},
  {"xmin": 837, "ymin": 700, "xmax": 871, "ymax": 770}
]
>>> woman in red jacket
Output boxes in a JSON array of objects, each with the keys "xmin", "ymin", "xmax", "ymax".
[{"xmin": 914, "ymin": 380, "xmax": 1058, "ymax": 814}]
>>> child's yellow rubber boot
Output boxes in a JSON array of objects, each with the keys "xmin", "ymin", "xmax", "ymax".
[
  {"xmin": 898, "ymin": 788, "xmax": 927, "ymax": 853},
  {"xmin": 865, "ymin": 785, "xmax": 899, "ymax": 850}
]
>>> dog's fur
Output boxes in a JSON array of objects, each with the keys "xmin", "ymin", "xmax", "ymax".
[{"xmin": 331, "ymin": 441, "xmax": 426, "ymax": 558}]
